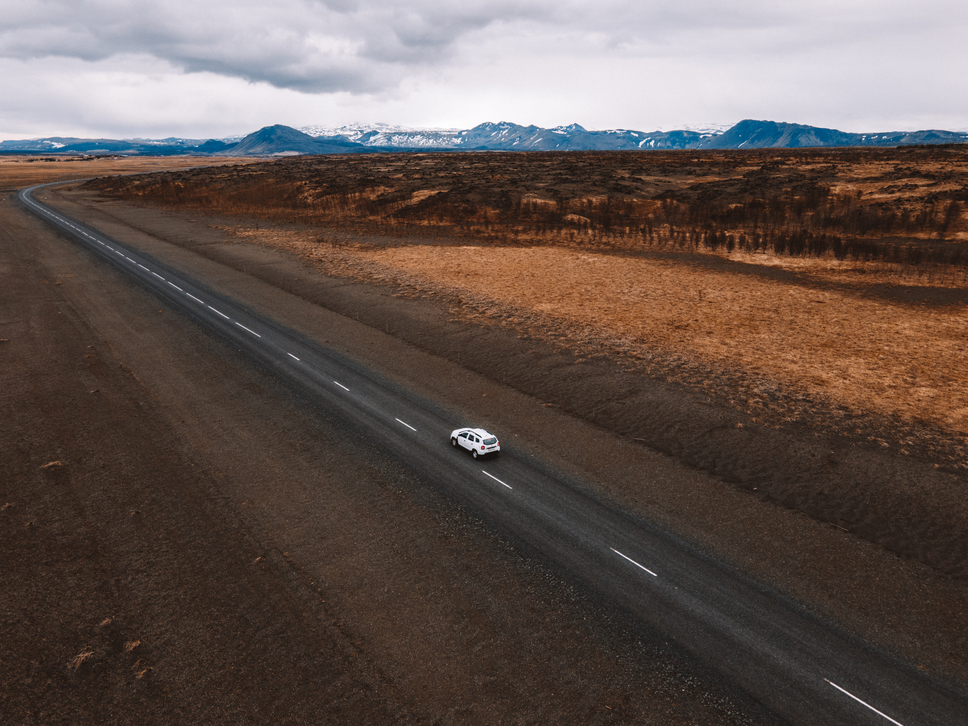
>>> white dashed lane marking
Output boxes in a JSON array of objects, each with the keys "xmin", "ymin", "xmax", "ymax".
[
  {"xmin": 611, "ymin": 548, "xmax": 658, "ymax": 577},
  {"xmin": 824, "ymin": 680, "xmax": 906, "ymax": 726},
  {"xmin": 333, "ymin": 380, "xmax": 349, "ymax": 391},
  {"xmin": 208, "ymin": 306, "xmax": 230, "ymax": 320},
  {"xmin": 396, "ymin": 418, "xmax": 417, "ymax": 431},
  {"xmin": 234, "ymin": 322, "xmax": 261, "ymax": 338},
  {"xmin": 482, "ymin": 470, "xmax": 513, "ymax": 490}
]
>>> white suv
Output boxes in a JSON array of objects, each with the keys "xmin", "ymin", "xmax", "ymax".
[{"xmin": 451, "ymin": 427, "xmax": 501, "ymax": 458}]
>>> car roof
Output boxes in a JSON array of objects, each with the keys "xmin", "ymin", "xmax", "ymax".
[{"xmin": 463, "ymin": 427, "xmax": 494, "ymax": 437}]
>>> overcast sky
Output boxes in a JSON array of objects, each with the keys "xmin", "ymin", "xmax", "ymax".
[{"xmin": 1, "ymin": 0, "xmax": 966, "ymax": 140}]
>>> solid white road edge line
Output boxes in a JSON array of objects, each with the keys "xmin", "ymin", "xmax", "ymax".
[
  {"xmin": 395, "ymin": 418, "xmax": 417, "ymax": 431},
  {"xmin": 824, "ymin": 679, "xmax": 906, "ymax": 726},
  {"xmin": 482, "ymin": 470, "xmax": 513, "ymax": 490},
  {"xmin": 610, "ymin": 548, "xmax": 659, "ymax": 577}
]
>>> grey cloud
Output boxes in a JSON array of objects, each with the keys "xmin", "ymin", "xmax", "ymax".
[
  {"xmin": 357, "ymin": 4, "xmax": 537, "ymax": 63},
  {"xmin": 1, "ymin": 0, "xmax": 963, "ymax": 100},
  {"xmin": 0, "ymin": 0, "xmax": 552, "ymax": 94}
]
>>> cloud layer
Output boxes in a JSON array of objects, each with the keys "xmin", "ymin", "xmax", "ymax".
[
  {"xmin": 2, "ymin": 0, "xmax": 549, "ymax": 93},
  {"xmin": 1, "ymin": 0, "xmax": 965, "ymax": 138}
]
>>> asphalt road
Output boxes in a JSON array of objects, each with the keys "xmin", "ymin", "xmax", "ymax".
[{"xmin": 20, "ymin": 183, "xmax": 968, "ymax": 726}]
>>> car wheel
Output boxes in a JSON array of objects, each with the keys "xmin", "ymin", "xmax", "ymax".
[
  {"xmin": 472, "ymin": 449, "xmax": 478, "ymax": 459},
  {"xmin": 451, "ymin": 437, "xmax": 457, "ymax": 447}
]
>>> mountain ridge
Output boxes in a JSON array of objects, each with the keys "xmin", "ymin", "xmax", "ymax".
[{"xmin": 2, "ymin": 119, "xmax": 966, "ymax": 156}]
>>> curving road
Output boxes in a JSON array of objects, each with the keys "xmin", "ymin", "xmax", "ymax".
[{"xmin": 19, "ymin": 183, "xmax": 968, "ymax": 726}]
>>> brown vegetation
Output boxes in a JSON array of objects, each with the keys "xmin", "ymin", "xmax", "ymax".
[
  {"xmin": 92, "ymin": 146, "xmax": 968, "ymax": 279},
  {"xmin": 88, "ymin": 148, "xmax": 968, "ymax": 468}
]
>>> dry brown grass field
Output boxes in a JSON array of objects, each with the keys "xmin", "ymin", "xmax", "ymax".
[
  {"xmin": 0, "ymin": 155, "xmax": 257, "ymax": 191},
  {"xmin": 91, "ymin": 147, "xmax": 968, "ymax": 468}
]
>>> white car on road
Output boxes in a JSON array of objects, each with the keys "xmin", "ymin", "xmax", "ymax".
[{"xmin": 451, "ymin": 427, "xmax": 501, "ymax": 458}]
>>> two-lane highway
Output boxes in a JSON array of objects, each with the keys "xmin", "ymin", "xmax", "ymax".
[{"xmin": 20, "ymin": 183, "xmax": 968, "ymax": 725}]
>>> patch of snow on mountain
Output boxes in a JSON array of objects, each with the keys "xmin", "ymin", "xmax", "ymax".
[
  {"xmin": 300, "ymin": 124, "xmax": 462, "ymax": 147},
  {"xmin": 646, "ymin": 122, "xmax": 731, "ymax": 135}
]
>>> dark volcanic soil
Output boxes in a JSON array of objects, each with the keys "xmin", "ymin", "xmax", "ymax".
[{"xmin": 3, "ymin": 176, "xmax": 967, "ymax": 723}]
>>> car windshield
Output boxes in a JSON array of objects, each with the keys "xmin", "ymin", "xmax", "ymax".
[{"xmin": 483, "ymin": 437, "xmax": 497, "ymax": 445}]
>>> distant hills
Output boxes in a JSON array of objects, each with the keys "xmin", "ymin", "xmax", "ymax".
[
  {"xmin": 221, "ymin": 124, "xmax": 365, "ymax": 156},
  {"xmin": 699, "ymin": 119, "xmax": 968, "ymax": 150},
  {"xmin": 2, "ymin": 119, "xmax": 966, "ymax": 156}
]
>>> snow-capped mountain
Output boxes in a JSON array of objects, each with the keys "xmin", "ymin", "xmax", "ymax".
[
  {"xmin": 652, "ymin": 122, "xmax": 734, "ymax": 136},
  {"xmin": 300, "ymin": 120, "xmax": 968, "ymax": 152},
  {"xmin": 301, "ymin": 121, "xmax": 720, "ymax": 151},
  {"xmin": 3, "ymin": 120, "xmax": 966, "ymax": 156},
  {"xmin": 448, "ymin": 122, "xmax": 718, "ymax": 150},
  {"xmin": 301, "ymin": 123, "xmax": 462, "ymax": 148}
]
